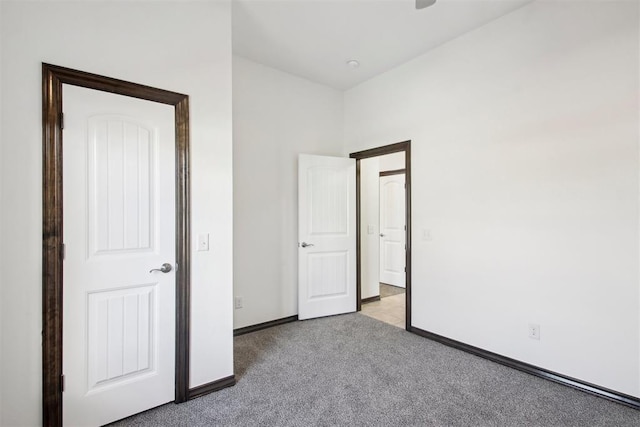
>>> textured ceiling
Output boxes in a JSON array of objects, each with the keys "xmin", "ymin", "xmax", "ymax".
[{"xmin": 232, "ymin": 0, "xmax": 534, "ymax": 90}]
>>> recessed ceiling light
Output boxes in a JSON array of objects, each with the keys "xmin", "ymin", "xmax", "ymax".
[{"xmin": 346, "ymin": 59, "xmax": 360, "ymax": 69}]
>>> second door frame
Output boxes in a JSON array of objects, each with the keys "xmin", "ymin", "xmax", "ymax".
[{"xmin": 350, "ymin": 140, "xmax": 412, "ymax": 330}]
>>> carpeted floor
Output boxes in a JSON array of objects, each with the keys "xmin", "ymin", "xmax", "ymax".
[{"xmin": 111, "ymin": 313, "xmax": 640, "ymax": 426}]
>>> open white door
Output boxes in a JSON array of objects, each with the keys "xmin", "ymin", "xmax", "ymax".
[
  {"xmin": 298, "ymin": 154, "xmax": 356, "ymax": 320},
  {"xmin": 62, "ymin": 85, "xmax": 176, "ymax": 426},
  {"xmin": 379, "ymin": 173, "xmax": 406, "ymax": 288}
]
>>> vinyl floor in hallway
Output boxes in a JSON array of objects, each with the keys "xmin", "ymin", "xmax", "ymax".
[{"xmin": 360, "ymin": 291, "xmax": 405, "ymax": 328}]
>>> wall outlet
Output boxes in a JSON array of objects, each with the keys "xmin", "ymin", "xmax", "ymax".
[
  {"xmin": 198, "ymin": 233, "xmax": 209, "ymax": 251},
  {"xmin": 234, "ymin": 296, "xmax": 243, "ymax": 309},
  {"xmin": 528, "ymin": 324, "xmax": 540, "ymax": 340}
]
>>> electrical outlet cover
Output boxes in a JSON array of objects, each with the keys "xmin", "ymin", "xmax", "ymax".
[{"xmin": 528, "ymin": 324, "xmax": 540, "ymax": 340}]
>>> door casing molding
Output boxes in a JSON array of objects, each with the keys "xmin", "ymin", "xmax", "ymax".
[
  {"xmin": 349, "ymin": 141, "xmax": 411, "ymax": 330},
  {"xmin": 42, "ymin": 63, "xmax": 191, "ymax": 426}
]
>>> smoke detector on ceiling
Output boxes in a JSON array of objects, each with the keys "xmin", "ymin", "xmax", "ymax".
[
  {"xmin": 346, "ymin": 60, "xmax": 360, "ymax": 69},
  {"xmin": 416, "ymin": 0, "xmax": 436, "ymax": 10}
]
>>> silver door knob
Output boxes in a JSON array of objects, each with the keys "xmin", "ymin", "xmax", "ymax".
[
  {"xmin": 150, "ymin": 263, "xmax": 173, "ymax": 273},
  {"xmin": 300, "ymin": 242, "xmax": 314, "ymax": 248},
  {"xmin": 380, "ymin": 233, "xmax": 386, "ymax": 237}
]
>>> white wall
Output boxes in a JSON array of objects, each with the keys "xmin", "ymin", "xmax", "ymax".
[
  {"xmin": 345, "ymin": 0, "xmax": 640, "ymax": 397},
  {"xmin": 233, "ymin": 56, "xmax": 343, "ymax": 329},
  {"xmin": 360, "ymin": 152, "xmax": 406, "ymax": 299},
  {"xmin": 379, "ymin": 152, "xmax": 404, "ymax": 173},
  {"xmin": 0, "ymin": 2, "xmax": 234, "ymax": 425}
]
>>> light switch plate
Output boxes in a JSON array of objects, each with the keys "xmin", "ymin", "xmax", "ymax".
[{"xmin": 367, "ymin": 225, "xmax": 374, "ymax": 235}]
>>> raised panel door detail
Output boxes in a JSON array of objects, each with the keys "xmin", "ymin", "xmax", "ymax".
[
  {"xmin": 381, "ymin": 181, "xmax": 403, "ymax": 230},
  {"xmin": 307, "ymin": 251, "xmax": 348, "ymax": 299},
  {"xmin": 88, "ymin": 116, "xmax": 156, "ymax": 257},
  {"xmin": 298, "ymin": 154, "xmax": 356, "ymax": 320},
  {"xmin": 381, "ymin": 180, "xmax": 405, "ymax": 276},
  {"xmin": 87, "ymin": 285, "xmax": 156, "ymax": 392},
  {"xmin": 308, "ymin": 166, "xmax": 348, "ymax": 236},
  {"xmin": 379, "ymin": 174, "xmax": 406, "ymax": 287},
  {"xmin": 382, "ymin": 241, "xmax": 404, "ymax": 274},
  {"xmin": 63, "ymin": 84, "xmax": 176, "ymax": 426}
]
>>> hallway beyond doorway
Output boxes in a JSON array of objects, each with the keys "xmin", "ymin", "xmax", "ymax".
[{"xmin": 361, "ymin": 284, "xmax": 405, "ymax": 328}]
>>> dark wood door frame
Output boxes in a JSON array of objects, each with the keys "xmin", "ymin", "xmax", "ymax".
[
  {"xmin": 42, "ymin": 63, "xmax": 191, "ymax": 426},
  {"xmin": 379, "ymin": 168, "xmax": 406, "ymax": 177},
  {"xmin": 349, "ymin": 141, "xmax": 411, "ymax": 330}
]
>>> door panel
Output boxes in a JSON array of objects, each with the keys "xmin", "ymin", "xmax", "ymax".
[
  {"xmin": 308, "ymin": 251, "xmax": 349, "ymax": 298},
  {"xmin": 86, "ymin": 285, "xmax": 155, "ymax": 391},
  {"xmin": 63, "ymin": 84, "xmax": 175, "ymax": 426},
  {"xmin": 298, "ymin": 155, "xmax": 356, "ymax": 320},
  {"xmin": 89, "ymin": 115, "xmax": 155, "ymax": 254},
  {"xmin": 379, "ymin": 174, "xmax": 406, "ymax": 288}
]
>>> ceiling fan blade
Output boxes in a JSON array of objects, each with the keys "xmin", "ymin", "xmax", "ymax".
[{"xmin": 416, "ymin": 0, "xmax": 436, "ymax": 10}]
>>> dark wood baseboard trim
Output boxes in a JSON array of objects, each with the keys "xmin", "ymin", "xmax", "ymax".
[
  {"xmin": 187, "ymin": 375, "xmax": 236, "ymax": 400},
  {"xmin": 361, "ymin": 295, "xmax": 381, "ymax": 304},
  {"xmin": 409, "ymin": 326, "xmax": 640, "ymax": 410},
  {"xmin": 380, "ymin": 282, "xmax": 405, "ymax": 288},
  {"xmin": 233, "ymin": 315, "xmax": 299, "ymax": 336}
]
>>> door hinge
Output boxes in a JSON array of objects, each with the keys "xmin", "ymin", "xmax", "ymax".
[
  {"xmin": 62, "ymin": 243, "xmax": 65, "ymax": 260},
  {"xmin": 61, "ymin": 374, "xmax": 65, "ymax": 392},
  {"xmin": 60, "ymin": 112, "xmax": 64, "ymax": 130}
]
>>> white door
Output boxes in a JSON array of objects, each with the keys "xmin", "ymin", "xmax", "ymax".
[
  {"xmin": 298, "ymin": 154, "xmax": 356, "ymax": 320},
  {"xmin": 62, "ymin": 84, "xmax": 176, "ymax": 426},
  {"xmin": 379, "ymin": 173, "xmax": 406, "ymax": 288}
]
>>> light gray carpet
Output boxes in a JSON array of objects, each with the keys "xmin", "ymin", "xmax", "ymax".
[{"xmin": 111, "ymin": 313, "xmax": 640, "ymax": 426}]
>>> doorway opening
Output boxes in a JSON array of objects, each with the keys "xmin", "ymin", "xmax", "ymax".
[
  {"xmin": 42, "ymin": 64, "xmax": 191, "ymax": 426},
  {"xmin": 350, "ymin": 141, "xmax": 411, "ymax": 330},
  {"xmin": 361, "ymin": 164, "xmax": 407, "ymax": 328}
]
